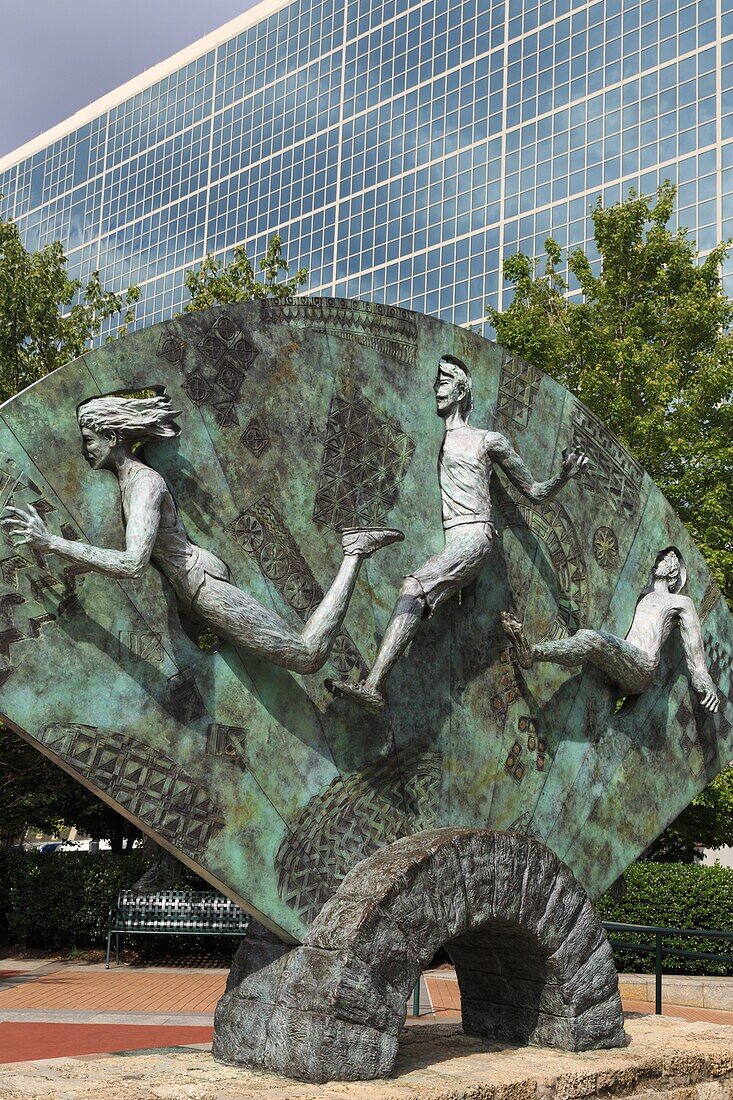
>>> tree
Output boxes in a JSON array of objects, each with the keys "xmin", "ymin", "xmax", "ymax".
[
  {"xmin": 0, "ymin": 217, "xmax": 140, "ymax": 404},
  {"xmin": 185, "ymin": 234, "xmax": 308, "ymax": 311},
  {"xmin": 489, "ymin": 183, "xmax": 733, "ymax": 602}
]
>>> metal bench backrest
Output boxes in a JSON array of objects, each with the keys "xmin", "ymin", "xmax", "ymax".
[{"xmin": 113, "ymin": 890, "xmax": 250, "ymax": 933}]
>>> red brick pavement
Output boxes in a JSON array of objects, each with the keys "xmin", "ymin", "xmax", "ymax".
[{"xmin": 0, "ymin": 1021, "xmax": 212, "ymax": 1063}]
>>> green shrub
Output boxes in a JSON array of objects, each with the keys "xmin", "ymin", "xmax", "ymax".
[
  {"xmin": 2, "ymin": 849, "xmax": 148, "ymax": 950},
  {"xmin": 596, "ymin": 862, "xmax": 733, "ymax": 975},
  {"xmin": 0, "ymin": 850, "xmax": 240, "ymax": 958}
]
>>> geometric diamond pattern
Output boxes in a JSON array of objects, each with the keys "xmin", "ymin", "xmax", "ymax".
[
  {"xmin": 497, "ymin": 350, "xmax": 542, "ymax": 430},
  {"xmin": 162, "ymin": 314, "xmax": 258, "ymax": 432},
  {"xmin": 40, "ymin": 723, "xmax": 224, "ymax": 862},
  {"xmin": 313, "ymin": 388, "xmax": 416, "ymax": 531}
]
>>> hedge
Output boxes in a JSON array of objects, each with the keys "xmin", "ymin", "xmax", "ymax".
[
  {"xmin": 1, "ymin": 851, "xmax": 732, "ymax": 973},
  {"xmin": 0, "ymin": 849, "xmax": 239, "ymax": 957},
  {"xmin": 596, "ymin": 861, "xmax": 733, "ymax": 975}
]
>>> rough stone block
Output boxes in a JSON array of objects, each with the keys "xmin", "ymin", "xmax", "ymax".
[
  {"xmin": 212, "ymin": 993, "xmax": 272, "ymax": 1067},
  {"xmin": 558, "ymin": 938, "xmax": 619, "ymax": 1016},
  {"xmin": 264, "ymin": 1006, "xmax": 397, "ymax": 1082},
  {"xmin": 492, "ymin": 832, "xmax": 530, "ymax": 925},
  {"xmin": 518, "ymin": 842, "xmax": 561, "ymax": 935},
  {"xmin": 572, "ymin": 990, "xmax": 626, "ymax": 1050},
  {"xmin": 274, "ymin": 945, "xmax": 405, "ymax": 1032},
  {"xmin": 306, "ymin": 893, "xmax": 420, "ymax": 995},
  {"xmin": 456, "ymin": 830, "xmax": 498, "ymax": 928},
  {"xmin": 546, "ymin": 898, "xmax": 606, "ymax": 981}
]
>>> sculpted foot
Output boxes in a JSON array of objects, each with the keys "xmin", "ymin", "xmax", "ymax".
[
  {"xmin": 341, "ymin": 527, "xmax": 404, "ymax": 558},
  {"xmin": 325, "ymin": 678, "xmax": 387, "ymax": 711},
  {"xmin": 500, "ymin": 612, "xmax": 534, "ymax": 669}
]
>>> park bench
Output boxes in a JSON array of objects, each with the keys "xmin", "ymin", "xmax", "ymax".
[{"xmin": 106, "ymin": 889, "xmax": 250, "ymax": 967}]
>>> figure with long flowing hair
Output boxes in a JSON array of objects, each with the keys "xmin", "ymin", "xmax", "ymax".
[{"xmin": 1, "ymin": 394, "xmax": 403, "ymax": 674}]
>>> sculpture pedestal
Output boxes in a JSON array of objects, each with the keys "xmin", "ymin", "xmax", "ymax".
[{"xmin": 213, "ymin": 829, "xmax": 626, "ymax": 1082}]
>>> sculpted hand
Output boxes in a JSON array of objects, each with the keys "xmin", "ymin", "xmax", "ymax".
[
  {"xmin": 561, "ymin": 447, "xmax": 589, "ymax": 480},
  {"xmin": 693, "ymin": 673, "xmax": 720, "ymax": 713},
  {"xmin": 0, "ymin": 505, "xmax": 52, "ymax": 550}
]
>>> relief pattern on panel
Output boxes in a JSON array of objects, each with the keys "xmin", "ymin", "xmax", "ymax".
[
  {"xmin": 496, "ymin": 350, "xmax": 543, "ymax": 430},
  {"xmin": 226, "ymin": 496, "xmax": 366, "ymax": 677},
  {"xmin": 0, "ymin": 465, "xmax": 91, "ymax": 689},
  {"xmin": 41, "ymin": 723, "xmax": 224, "ymax": 860},
  {"xmin": 262, "ymin": 297, "xmax": 418, "ymax": 367},
  {"xmin": 570, "ymin": 407, "xmax": 644, "ymax": 518},
  {"xmin": 496, "ymin": 480, "xmax": 589, "ymax": 640},
  {"xmin": 313, "ymin": 388, "xmax": 416, "ymax": 531},
  {"xmin": 275, "ymin": 750, "xmax": 442, "ymax": 923},
  {"xmin": 157, "ymin": 316, "xmax": 258, "ymax": 430}
]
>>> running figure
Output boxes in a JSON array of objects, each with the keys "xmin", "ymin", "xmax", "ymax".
[
  {"xmin": 0, "ymin": 395, "xmax": 403, "ymax": 674},
  {"xmin": 501, "ymin": 548, "xmax": 719, "ymax": 711},
  {"xmin": 326, "ymin": 355, "xmax": 589, "ymax": 710}
]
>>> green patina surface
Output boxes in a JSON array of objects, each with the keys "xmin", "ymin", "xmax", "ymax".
[{"xmin": 0, "ymin": 300, "xmax": 730, "ymax": 942}]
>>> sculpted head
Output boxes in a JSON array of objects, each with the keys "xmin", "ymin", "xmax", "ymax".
[
  {"xmin": 77, "ymin": 394, "xmax": 181, "ymax": 470},
  {"xmin": 653, "ymin": 547, "xmax": 686, "ymax": 593},
  {"xmin": 434, "ymin": 356, "xmax": 473, "ymax": 419}
]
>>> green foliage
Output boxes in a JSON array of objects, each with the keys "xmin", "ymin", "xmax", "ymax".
[
  {"xmin": 0, "ymin": 849, "xmax": 149, "ymax": 949},
  {"xmin": 0, "ymin": 214, "xmax": 139, "ymax": 403},
  {"xmin": 0, "ymin": 728, "xmax": 141, "ymax": 851},
  {"xmin": 185, "ymin": 234, "xmax": 308, "ymax": 310},
  {"xmin": 0, "ymin": 850, "xmax": 237, "ymax": 959},
  {"xmin": 489, "ymin": 184, "xmax": 733, "ymax": 600},
  {"xmin": 597, "ymin": 861, "xmax": 733, "ymax": 975}
]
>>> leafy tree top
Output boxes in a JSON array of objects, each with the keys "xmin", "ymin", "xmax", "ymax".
[
  {"xmin": 0, "ymin": 214, "xmax": 139, "ymax": 404},
  {"xmin": 489, "ymin": 183, "xmax": 733, "ymax": 600},
  {"xmin": 185, "ymin": 234, "xmax": 308, "ymax": 311}
]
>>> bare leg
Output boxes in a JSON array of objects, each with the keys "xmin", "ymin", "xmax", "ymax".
[
  {"xmin": 197, "ymin": 528, "xmax": 402, "ymax": 674},
  {"xmin": 326, "ymin": 578, "xmax": 426, "ymax": 709},
  {"xmin": 501, "ymin": 614, "xmax": 655, "ymax": 695},
  {"xmin": 364, "ymin": 580, "xmax": 425, "ymax": 693}
]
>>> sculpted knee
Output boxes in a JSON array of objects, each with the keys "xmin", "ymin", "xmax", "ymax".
[
  {"xmin": 291, "ymin": 646, "xmax": 325, "ymax": 675},
  {"xmin": 401, "ymin": 577, "xmax": 424, "ymax": 601}
]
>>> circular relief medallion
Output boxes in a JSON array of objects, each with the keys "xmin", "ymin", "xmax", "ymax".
[{"xmin": 592, "ymin": 525, "xmax": 620, "ymax": 569}]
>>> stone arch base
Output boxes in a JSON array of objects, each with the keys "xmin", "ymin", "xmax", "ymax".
[{"xmin": 213, "ymin": 829, "xmax": 626, "ymax": 1082}]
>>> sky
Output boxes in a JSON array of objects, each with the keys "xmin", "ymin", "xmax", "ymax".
[{"xmin": 0, "ymin": 0, "xmax": 263, "ymax": 158}]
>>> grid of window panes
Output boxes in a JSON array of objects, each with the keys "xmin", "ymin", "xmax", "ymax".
[{"xmin": 1, "ymin": 0, "xmax": 733, "ymax": 333}]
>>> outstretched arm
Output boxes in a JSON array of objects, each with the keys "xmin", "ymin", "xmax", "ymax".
[
  {"xmin": 486, "ymin": 433, "xmax": 588, "ymax": 503},
  {"xmin": 1, "ymin": 481, "xmax": 163, "ymax": 580},
  {"xmin": 678, "ymin": 598, "xmax": 719, "ymax": 712}
]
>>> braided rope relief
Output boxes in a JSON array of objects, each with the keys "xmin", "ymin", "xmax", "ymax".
[
  {"xmin": 226, "ymin": 496, "xmax": 366, "ymax": 678},
  {"xmin": 261, "ymin": 297, "xmax": 418, "ymax": 367},
  {"xmin": 275, "ymin": 750, "xmax": 442, "ymax": 924}
]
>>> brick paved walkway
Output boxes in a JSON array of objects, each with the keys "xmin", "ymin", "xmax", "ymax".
[{"xmin": 1, "ymin": 961, "xmax": 732, "ymax": 1063}]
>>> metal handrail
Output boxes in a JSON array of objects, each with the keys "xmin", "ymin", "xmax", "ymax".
[
  {"xmin": 602, "ymin": 920, "xmax": 733, "ymax": 1015},
  {"xmin": 409, "ymin": 922, "xmax": 733, "ymax": 1020}
]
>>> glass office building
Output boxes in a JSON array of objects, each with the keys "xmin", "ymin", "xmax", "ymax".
[{"xmin": 1, "ymin": 0, "xmax": 732, "ymax": 335}]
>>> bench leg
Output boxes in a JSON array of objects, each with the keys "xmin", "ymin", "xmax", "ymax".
[
  {"xmin": 106, "ymin": 932, "xmax": 111, "ymax": 969},
  {"xmin": 116, "ymin": 932, "xmax": 120, "ymax": 966}
]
